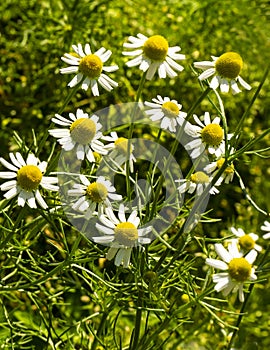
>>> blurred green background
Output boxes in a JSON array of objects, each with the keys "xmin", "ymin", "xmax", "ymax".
[{"xmin": 0, "ymin": 0, "xmax": 270, "ymax": 349}]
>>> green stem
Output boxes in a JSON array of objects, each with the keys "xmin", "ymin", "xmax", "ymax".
[
  {"xmin": 126, "ymin": 72, "xmax": 147, "ymax": 202},
  {"xmin": 153, "ymin": 158, "xmax": 229, "ymax": 272},
  {"xmin": 36, "ymin": 85, "xmax": 80, "ymax": 157},
  {"xmin": 229, "ymin": 64, "xmax": 269, "ymax": 154},
  {"xmin": 149, "ymin": 86, "xmax": 211, "ymax": 220},
  {"xmin": 91, "ymin": 310, "xmax": 109, "ymax": 350}
]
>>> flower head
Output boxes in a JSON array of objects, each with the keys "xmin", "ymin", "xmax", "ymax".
[
  {"xmin": 204, "ymin": 155, "xmax": 235, "ymax": 184},
  {"xmin": 206, "ymin": 241, "xmax": 257, "ymax": 302},
  {"xmin": 68, "ymin": 175, "xmax": 122, "ymax": 219},
  {"xmin": 144, "ymin": 95, "xmax": 187, "ymax": 132},
  {"xmin": 0, "ymin": 152, "xmax": 58, "ymax": 209},
  {"xmin": 176, "ymin": 171, "xmax": 220, "ymax": 196},
  {"xmin": 122, "ymin": 33, "xmax": 185, "ymax": 80},
  {"xmin": 49, "ymin": 108, "xmax": 107, "ymax": 162},
  {"xmin": 185, "ymin": 112, "xmax": 227, "ymax": 159},
  {"xmin": 60, "ymin": 43, "xmax": 118, "ymax": 96},
  {"xmin": 194, "ymin": 52, "xmax": 251, "ymax": 94},
  {"xmin": 103, "ymin": 132, "xmax": 136, "ymax": 172},
  {"xmin": 261, "ymin": 220, "xmax": 270, "ymax": 239},
  {"xmin": 94, "ymin": 204, "xmax": 152, "ymax": 267},
  {"xmin": 230, "ymin": 227, "xmax": 262, "ymax": 253}
]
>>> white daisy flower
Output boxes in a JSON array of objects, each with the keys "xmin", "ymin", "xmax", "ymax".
[
  {"xmin": 0, "ymin": 152, "xmax": 58, "ymax": 209},
  {"xmin": 261, "ymin": 220, "xmax": 270, "ymax": 239},
  {"xmin": 122, "ymin": 33, "xmax": 185, "ymax": 80},
  {"xmin": 204, "ymin": 156, "xmax": 235, "ymax": 184},
  {"xmin": 194, "ymin": 52, "xmax": 251, "ymax": 94},
  {"xmin": 67, "ymin": 175, "xmax": 122, "ymax": 219},
  {"xmin": 94, "ymin": 204, "xmax": 152, "ymax": 267},
  {"xmin": 60, "ymin": 43, "xmax": 118, "ymax": 96},
  {"xmin": 49, "ymin": 108, "xmax": 107, "ymax": 162},
  {"xmin": 176, "ymin": 171, "xmax": 220, "ymax": 196},
  {"xmin": 230, "ymin": 227, "xmax": 262, "ymax": 253},
  {"xmin": 144, "ymin": 95, "xmax": 187, "ymax": 132},
  {"xmin": 103, "ymin": 132, "xmax": 136, "ymax": 173},
  {"xmin": 206, "ymin": 241, "xmax": 257, "ymax": 302},
  {"xmin": 185, "ymin": 112, "xmax": 227, "ymax": 159}
]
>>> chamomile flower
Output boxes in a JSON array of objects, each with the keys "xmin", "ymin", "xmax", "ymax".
[
  {"xmin": 185, "ymin": 112, "xmax": 226, "ymax": 159},
  {"xmin": 194, "ymin": 52, "xmax": 251, "ymax": 94},
  {"xmin": 176, "ymin": 171, "xmax": 220, "ymax": 196},
  {"xmin": 261, "ymin": 220, "xmax": 270, "ymax": 239},
  {"xmin": 144, "ymin": 95, "xmax": 187, "ymax": 132},
  {"xmin": 94, "ymin": 204, "xmax": 152, "ymax": 267},
  {"xmin": 68, "ymin": 175, "xmax": 122, "ymax": 219},
  {"xmin": 206, "ymin": 241, "xmax": 257, "ymax": 302},
  {"xmin": 103, "ymin": 132, "xmax": 136, "ymax": 172},
  {"xmin": 230, "ymin": 227, "xmax": 262, "ymax": 253},
  {"xmin": 0, "ymin": 152, "xmax": 58, "ymax": 209},
  {"xmin": 60, "ymin": 43, "xmax": 118, "ymax": 96},
  {"xmin": 122, "ymin": 33, "xmax": 185, "ymax": 80},
  {"xmin": 204, "ymin": 156, "xmax": 235, "ymax": 184},
  {"xmin": 49, "ymin": 108, "xmax": 107, "ymax": 162}
]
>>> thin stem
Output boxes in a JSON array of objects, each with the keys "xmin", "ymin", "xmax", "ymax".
[
  {"xmin": 126, "ymin": 72, "xmax": 147, "ymax": 202},
  {"xmin": 229, "ymin": 64, "xmax": 269, "ymax": 154},
  {"xmin": 36, "ymin": 85, "xmax": 80, "ymax": 157},
  {"xmin": 149, "ymin": 86, "xmax": 211, "ymax": 220}
]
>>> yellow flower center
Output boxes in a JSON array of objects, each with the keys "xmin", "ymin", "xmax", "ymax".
[
  {"xmin": 17, "ymin": 165, "xmax": 43, "ymax": 191},
  {"xmin": 86, "ymin": 182, "xmax": 108, "ymax": 203},
  {"xmin": 143, "ymin": 35, "xmax": 169, "ymax": 61},
  {"xmin": 79, "ymin": 54, "xmax": 103, "ymax": 78},
  {"xmin": 201, "ymin": 123, "xmax": 223, "ymax": 146},
  {"xmin": 228, "ymin": 257, "xmax": 252, "ymax": 282},
  {"xmin": 239, "ymin": 235, "xmax": 255, "ymax": 251},
  {"xmin": 93, "ymin": 152, "xmax": 102, "ymax": 164},
  {"xmin": 215, "ymin": 52, "xmax": 243, "ymax": 80},
  {"xmin": 190, "ymin": 171, "xmax": 209, "ymax": 184},
  {"xmin": 70, "ymin": 118, "xmax": 96, "ymax": 145},
  {"xmin": 216, "ymin": 158, "xmax": 234, "ymax": 174},
  {"xmin": 114, "ymin": 222, "xmax": 138, "ymax": 246},
  {"xmin": 114, "ymin": 137, "xmax": 132, "ymax": 155},
  {"xmin": 161, "ymin": 101, "xmax": 180, "ymax": 118}
]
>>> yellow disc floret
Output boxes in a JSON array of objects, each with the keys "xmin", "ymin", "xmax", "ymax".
[
  {"xmin": 228, "ymin": 257, "xmax": 252, "ymax": 282},
  {"xmin": 239, "ymin": 235, "xmax": 255, "ymax": 251},
  {"xmin": 114, "ymin": 222, "xmax": 138, "ymax": 246},
  {"xmin": 190, "ymin": 171, "xmax": 209, "ymax": 184},
  {"xmin": 17, "ymin": 165, "xmax": 43, "ymax": 191},
  {"xmin": 79, "ymin": 54, "xmax": 103, "ymax": 78},
  {"xmin": 86, "ymin": 182, "xmax": 108, "ymax": 203},
  {"xmin": 215, "ymin": 52, "xmax": 243, "ymax": 80},
  {"xmin": 143, "ymin": 35, "xmax": 169, "ymax": 61},
  {"xmin": 70, "ymin": 118, "xmax": 96, "ymax": 144},
  {"xmin": 201, "ymin": 123, "xmax": 223, "ymax": 146},
  {"xmin": 114, "ymin": 137, "xmax": 132, "ymax": 155},
  {"xmin": 162, "ymin": 101, "xmax": 180, "ymax": 118},
  {"xmin": 216, "ymin": 158, "xmax": 235, "ymax": 174}
]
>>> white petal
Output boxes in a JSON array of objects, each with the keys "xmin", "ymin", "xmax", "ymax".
[
  {"xmin": 67, "ymin": 73, "xmax": 84, "ymax": 88},
  {"xmin": 210, "ymin": 75, "xmax": 220, "ymax": 90},
  {"xmin": 245, "ymin": 249, "xmax": 257, "ymax": 265},
  {"xmin": 35, "ymin": 190, "xmax": 48, "ymax": 209},
  {"xmin": 0, "ymin": 172, "xmax": 17, "ymax": 179},
  {"xmin": 238, "ymin": 76, "xmax": 251, "ymax": 90},
  {"xmin": 0, "ymin": 158, "xmax": 19, "ymax": 172},
  {"xmin": 214, "ymin": 244, "xmax": 232, "ymax": 263},
  {"xmin": 198, "ymin": 68, "xmax": 216, "ymax": 80},
  {"xmin": 206, "ymin": 258, "xmax": 228, "ymax": 270}
]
